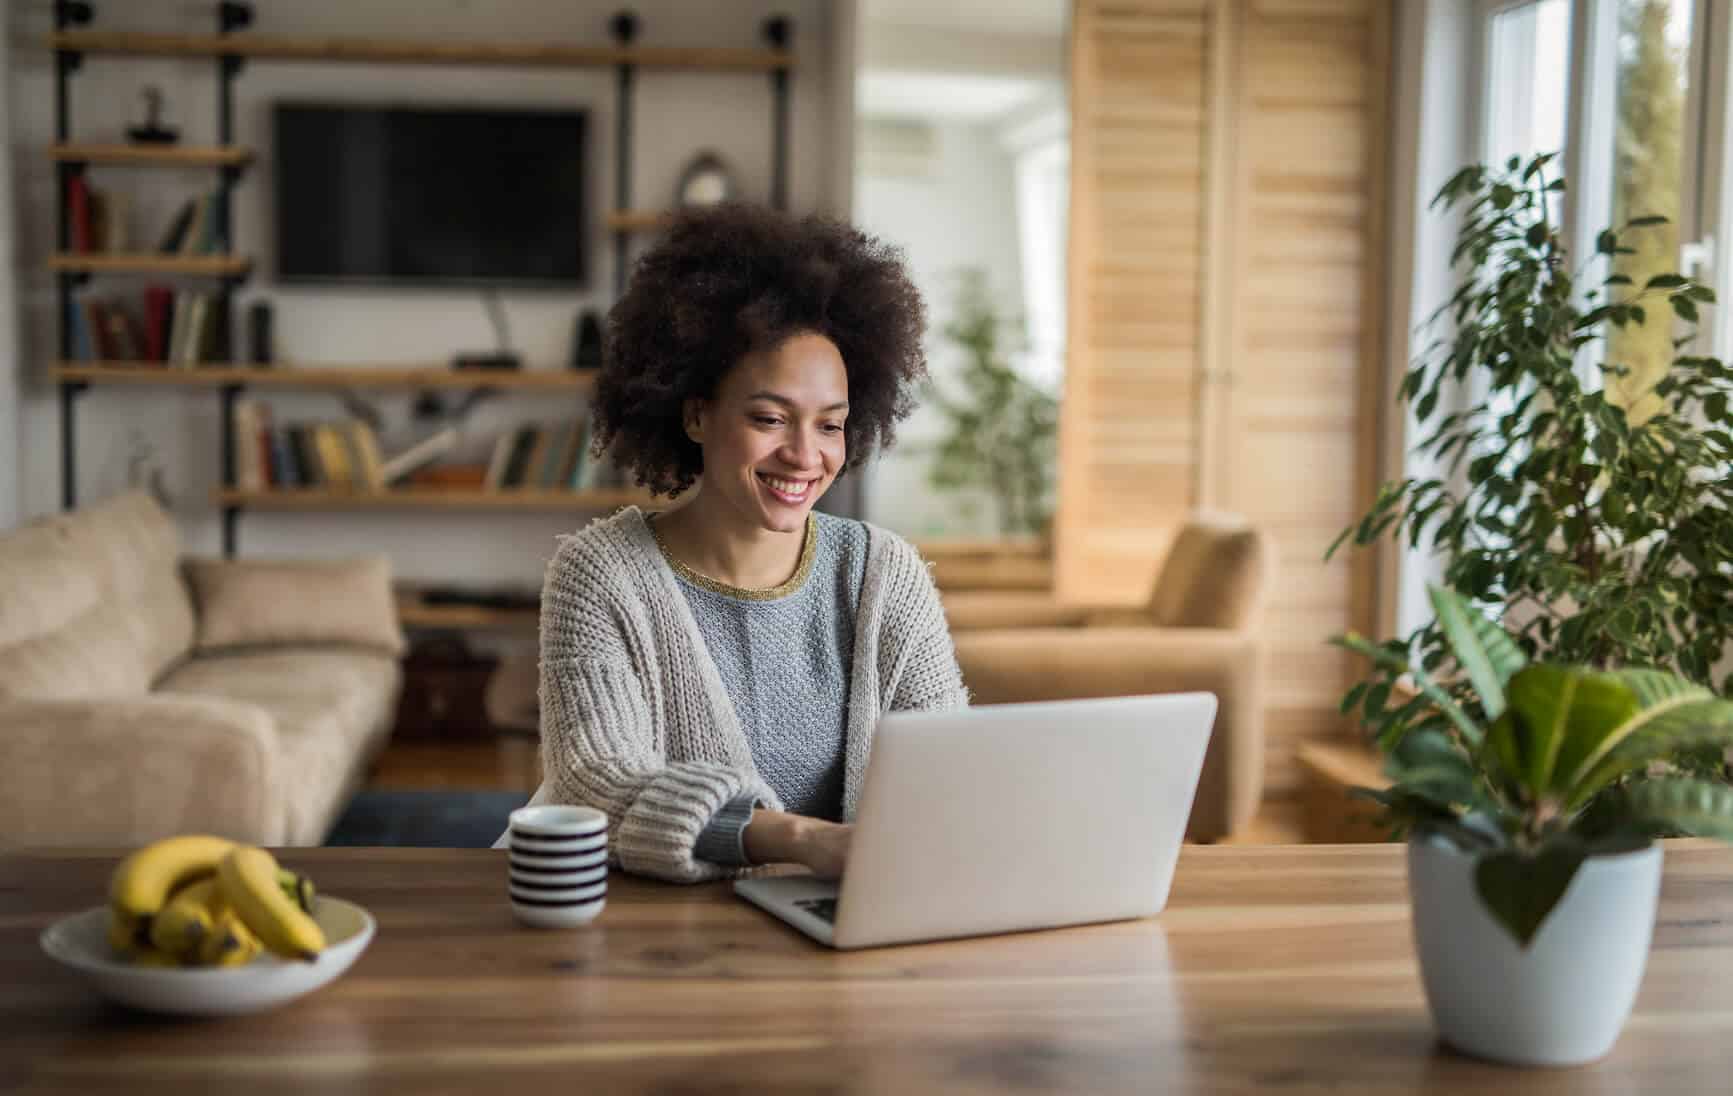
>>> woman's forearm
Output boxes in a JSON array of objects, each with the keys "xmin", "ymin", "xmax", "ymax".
[{"xmin": 741, "ymin": 809, "xmax": 812, "ymax": 865}]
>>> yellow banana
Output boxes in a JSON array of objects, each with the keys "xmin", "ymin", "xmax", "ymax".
[
  {"xmin": 108, "ymin": 835, "xmax": 236, "ymax": 920},
  {"xmin": 107, "ymin": 908, "xmax": 148, "ymax": 957},
  {"xmin": 197, "ymin": 905, "xmax": 261, "ymax": 967},
  {"xmin": 148, "ymin": 878, "xmax": 220, "ymax": 959},
  {"xmin": 277, "ymin": 867, "xmax": 317, "ymax": 915},
  {"xmin": 217, "ymin": 846, "xmax": 325, "ymax": 961}
]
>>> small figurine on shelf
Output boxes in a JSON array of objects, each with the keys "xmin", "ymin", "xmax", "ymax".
[
  {"xmin": 126, "ymin": 87, "xmax": 179, "ymax": 146},
  {"xmin": 675, "ymin": 151, "xmax": 737, "ymax": 207}
]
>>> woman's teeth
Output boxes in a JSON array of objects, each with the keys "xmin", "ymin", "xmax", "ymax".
[{"xmin": 759, "ymin": 474, "xmax": 811, "ymax": 501}]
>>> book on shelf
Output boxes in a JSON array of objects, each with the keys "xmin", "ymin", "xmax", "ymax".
[{"xmin": 62, "ymin": 176, "xmax": 133, "ymax": 253}]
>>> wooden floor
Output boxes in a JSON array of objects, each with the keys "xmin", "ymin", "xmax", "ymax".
[{"xmin": 366, "ymin": 735, "xmax": 539, "ymax": 794}]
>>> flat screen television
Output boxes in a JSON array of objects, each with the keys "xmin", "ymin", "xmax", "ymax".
[{"xmin": 273, "ymin": 103, "xmax": 588, "ymax": 288}]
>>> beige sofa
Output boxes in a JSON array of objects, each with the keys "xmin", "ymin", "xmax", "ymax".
[
  {"xmin": 0, "ymin": 490, "xmax": 405, "ymax": 848},
  {"xmin": 945, "ymin": 517, "xmax": 1272, "ymax": 842}
]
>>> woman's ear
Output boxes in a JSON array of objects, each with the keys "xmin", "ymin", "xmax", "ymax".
[{"xmin": 682, "ymin": 397, "xmax": 705, "ymax": 444}]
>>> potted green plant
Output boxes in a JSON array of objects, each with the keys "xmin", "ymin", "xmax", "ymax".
[
  {"xmin": 1331, "ymin": 154, "xmax": 1733, "ymax": 743},
  {"xmin": 1338, "ymin": 584, "xmax": 1733, "ymax": 1066},
  {"xmin": 922, "ymin": 269, "xmax": 1060, "ymax": 539}
]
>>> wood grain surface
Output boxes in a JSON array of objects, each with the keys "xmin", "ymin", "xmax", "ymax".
[{"xmin": 3, "ymin": 842, "xmax": 1730, "ymax": 1093}]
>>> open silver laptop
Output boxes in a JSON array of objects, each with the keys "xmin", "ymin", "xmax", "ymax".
[{"xmin": 734, "ymin": 692, "xmax": 1216, "ymax": 949}]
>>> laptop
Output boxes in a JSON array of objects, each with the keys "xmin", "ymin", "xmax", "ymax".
[{"xmin": 733, "ymin": 692, "xmax": 1216, "ymax": 949}]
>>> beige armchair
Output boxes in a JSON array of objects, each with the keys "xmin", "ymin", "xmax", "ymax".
[{"xmin": 947, "ymin": 518, "xmax": 1272, "ymax": 841}]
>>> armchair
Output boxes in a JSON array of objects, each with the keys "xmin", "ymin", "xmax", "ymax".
[{"xmin": 948, "ymin": 517, "xmax": 1272, "ymax": 841}]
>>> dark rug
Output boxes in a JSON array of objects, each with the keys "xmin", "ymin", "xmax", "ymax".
[{"xmin": 323, "ymin": 789, "xmax": 530, "ymax": 848}]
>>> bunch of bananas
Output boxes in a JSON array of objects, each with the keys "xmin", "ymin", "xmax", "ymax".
[{"xmin": 107, "ymin": 836, "xmax": 327, "ymax": 967}]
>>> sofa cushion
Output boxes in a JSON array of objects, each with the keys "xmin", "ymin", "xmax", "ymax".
[
  {"xmin": 1147, "ymin": 520, "xmax": 1272, "ymax": 630},
  {"xmin": 0, "ymin": 491, "xmax": 194, "ymax": 700},
  {"xmin": 184, "ymin": 556, "xmax": 406, "ymax": 658},
  {"xmin": 157, "ymin": 649, "xmax": 402, "ymax": 844}
]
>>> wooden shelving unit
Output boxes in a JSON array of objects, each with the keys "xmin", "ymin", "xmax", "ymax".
[
  {"xmin": 53, "ymin": 363, "xmax": 598, "ymax": 391},
  {"xmin": 48, "ymin": 31, "xmax": 794, "ymax": 72},
  {"xmin": 48, "ymin": 253, "xmax": 252, "ymax": 277},
  {"xmin": 604, "ymin": 210, "xmax": 671, "ymax": 233},
  {"xmin": 217, "ymin": 487, "xmax": 651, "ymax": 511},
  {"xmin": 50, "ymin": 142, "xmax": 253, "ymax": 168},
  {"xmin": 396, "ymin": 588, "xmax": 538, "ymax": 632},
  {"xmin": 50, "ymin": 4, "xmax": 793, "ymax": 577}
]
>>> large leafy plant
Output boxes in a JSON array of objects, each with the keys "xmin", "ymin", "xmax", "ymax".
[
  {"xmin": 923, "ymin": 269, "xmax": 1060, "ymax": 538},
  {"xmin": 1331, "ymin": 154, "xmax": 1733, "ymax": 751},
  {"xmin": 1340, "ymin": 586, "xmax": 1733, "ymax": 948}
]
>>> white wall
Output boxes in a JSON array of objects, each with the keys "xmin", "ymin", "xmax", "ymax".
[
  {"xmin": 6, "ymin": 0, "xmax": 841, "ymax": 583},
  {"xmin": 854, "ymin": 118, "xmax": 1026, "ymax": 538}
]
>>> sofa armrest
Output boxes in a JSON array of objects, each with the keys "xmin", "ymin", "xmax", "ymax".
[
  {"xmin": 0, "ymin": 694, "xmax": 286, "ymax": 848},
  {"xmin": 943, "ymin": 590, "xmax": 1093, "ymax": 632},
  {"xmin": 952, "ymin": 627, "xmax": 1266, "ymax": 841}
]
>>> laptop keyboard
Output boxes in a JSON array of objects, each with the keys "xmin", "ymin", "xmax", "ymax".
[{"xmin": 794, "ymin": 897, "xmax": 838, "ymax": 924}]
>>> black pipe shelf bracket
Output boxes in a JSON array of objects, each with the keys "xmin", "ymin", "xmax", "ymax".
[
  {"xmin": 54, "ymin": 1, "xmax": 93, "ymax": 510},
  {"xmin": 610, "ymin": 10, "xmax": 639, "ymax": 299},
  {"xmin": 763, "ymin": 15, "xmax": 792, "ymax": 212}
]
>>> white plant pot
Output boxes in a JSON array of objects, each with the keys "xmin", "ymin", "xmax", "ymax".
[{"xmin": 1407, "ymin": 835, "xmax": 1663, "ymax": 1067}]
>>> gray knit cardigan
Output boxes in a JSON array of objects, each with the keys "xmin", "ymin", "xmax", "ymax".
[{"xmin": 504, "ymin": 506, "xmax": 970, "ymax": 883}]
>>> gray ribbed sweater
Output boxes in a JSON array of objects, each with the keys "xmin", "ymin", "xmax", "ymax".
[{"xmin": 498, "ymin": 506, "xmax": 969, "ymax": 883}]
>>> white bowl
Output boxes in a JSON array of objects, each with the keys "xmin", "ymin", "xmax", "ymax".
[
  {"xmin": 512, "ymin": 896, "xmax": 606, "ymax": 929},
  {"xmin": 509, "ymin": 805, "xmax": 607, "ymax": 839},
  {"xmin": 509, "ymin": 845, "xmax": 608, "ymax": 871},
  {"xmin": 506, "ymin": 870, "xmax": 606, "ymax": 901},
  {"xmin": 39, "ymin": 896, "xmax": 375, "ymax": 1017}
]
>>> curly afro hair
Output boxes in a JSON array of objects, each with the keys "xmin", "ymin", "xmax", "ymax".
[{"xmin": 592, "ymin": 202, "xmax": 928, "ymax": 498}]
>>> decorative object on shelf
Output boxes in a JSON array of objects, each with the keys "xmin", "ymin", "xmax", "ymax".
[
  {"xmin": 1336, "ymin": 584, "xmax": 1733, "ymax": 1067},
  {"xmin": 674, "ymin": 151, "xmax": 738, "ymax": 208},
  {"xmin": 247, "ymin": 301, "xmax": 273, "ymax": 365},
  {"xmin": 922, "ymin": 268, "xmax": 1059, "ymax": 538},
  {"xmin": 454, "ymin": 288, "xmax": 521, "ymax": 372},
  {"xmin": 125, "ymin": 86, "xmax": 178, "ymax": 145},
  {"xmin": 123, "ymin": 428, "xmax": 173, "ymax": 509},
  {"xmin": 570, "ymin": 309, "xmax": 603, "ymax": 371}
]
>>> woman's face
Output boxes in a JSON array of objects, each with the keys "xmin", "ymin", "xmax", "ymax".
[{"xmin": 687, "ymin": 331, "xmax": 849, "ymax": 535}]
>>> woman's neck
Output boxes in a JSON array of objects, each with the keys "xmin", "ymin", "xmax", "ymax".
[{"xmin": 651, "ymin": 488, "xmax": 808, "ymax": 591}]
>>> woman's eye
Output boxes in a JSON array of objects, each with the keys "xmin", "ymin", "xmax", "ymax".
[
  {"xmin": 753, "ymin": 415, "xmax": 783, "ymax": 427},
  {"xmin": 822, "ymin": 423, "xmax": 845, "ymax": 434}
]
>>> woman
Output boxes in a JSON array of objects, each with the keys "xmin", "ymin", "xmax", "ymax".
[{"xmin": 506, "ymin": 203, "xmax": 969, "ymax": 883}]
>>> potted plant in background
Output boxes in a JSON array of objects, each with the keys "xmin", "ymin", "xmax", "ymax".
[
  {"xmin": 1339, "ymin": 584, "xmax": 1733, "ymax": 1066},
  {"xmin": 1332, "ymin": 152, "xmax": 1733, "ymax": 776},
  {"xmin": 923, "ymin": 269, "xmax": 1060, "ymax": 540}
]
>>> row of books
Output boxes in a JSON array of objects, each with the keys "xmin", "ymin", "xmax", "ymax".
[
  {"xmin": 231, "ymin": 405, "xmax": 467, "ymax": 491},
  {"xmin": 65, "ymin": 180, "xmax": 228, "ymax": 255},
  {"xmin": 228, "ymin": 406, "xmax": 616, "ymax": 494},
  {"xmin": 484, "ymin": 420, "xmax": 615, "ymax": 491},
  {"xmin": 67, "ymin": 287, "xmax": 227, "ymax": 365}
]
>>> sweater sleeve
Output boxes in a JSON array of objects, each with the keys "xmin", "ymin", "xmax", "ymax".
[
  {"xmin": 882, "ymin": 537, "xmax": 972, "ymax": 713},
  {"xmin": 538, "ymin": 539, "xmax": 777, "ymax": 884}
]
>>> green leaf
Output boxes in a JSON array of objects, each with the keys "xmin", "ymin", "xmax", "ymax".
[
  {"xmin": 1674, "ymin": 296, "xmax": 1701, "ymax": 323},
  {"xmin": 1623, "ymin": 778, "xmax": 1733, "ymax": 841},
  {"xmin": 1475, "ymin": 843, "xmax": 1587, "ymax": 948},
  {"xmin": 1563, "ymin": 670, "xmax": 1733, "ymax": 806},
  {"xmin": 1333, "ymin": 632, "xmax": 1484, "ymax": 750},
  {"xmin": 1644, "ymin": 273, "xmax": 1688, "ymax": 290},
  {"xmin": 1427, "ymin": 586, "xmax": 1527, "ymax": 719},
  {"xmin": 1597, "ymin": 230, "xmax": 1617, "ymax": 255},
  {"xmin": 1504, "ymin": 665, "xmax": 1638, "ymax": 797},
  {"xmin": 1627, "ymin": 215, "xmax": 1670, "ymax": 227}
]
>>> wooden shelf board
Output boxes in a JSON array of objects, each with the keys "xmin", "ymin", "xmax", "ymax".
[
  {"xmin": 49, "ymin": 253, "xmax": 250, "ymax": 276},
  {"xmin": 49, "ymin": 32, "xmax": 794, "ymax": 72},
  {"xmin": 396, "ymin": 594, "xmax": 538, "ymax": 632},
  {"xmin": 216, "ymin": 488, "xmax": 649, "ymax": 511},
  {"xmin": 54, "ymin": 364, "xmax": 598, "ymax": 391},
  {"xmin": 50, "ymin": 142, "xmax": 252, "ymax": 167},
  {"xmin": 605, "ymin": 210, "xmax": 671, "ymax": 233}
]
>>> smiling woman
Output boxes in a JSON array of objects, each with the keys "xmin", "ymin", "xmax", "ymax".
[{"xmin": 499, "ymin": 203, "xmax": 970, "ymax": 884}]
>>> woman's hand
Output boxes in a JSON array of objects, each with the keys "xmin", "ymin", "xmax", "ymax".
[{"xmin": 742, "ymin": 810, "xmax": 853, "ymax": 879}]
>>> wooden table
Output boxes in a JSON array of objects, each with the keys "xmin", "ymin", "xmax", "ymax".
[{"xmin": 4, "ymin": 842, "xmax": 1731, "ymax": 1093}]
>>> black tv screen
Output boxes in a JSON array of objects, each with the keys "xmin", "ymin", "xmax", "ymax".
[{"xmin": 274, "ymin": 103, "xmax": 587, "ymax": 287}]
